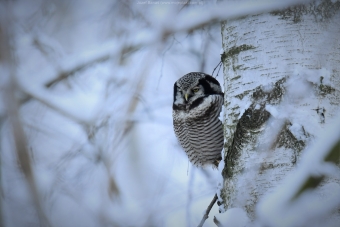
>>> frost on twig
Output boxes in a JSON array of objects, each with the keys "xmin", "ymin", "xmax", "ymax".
[{"xmin": 197, "ymin": 193, "xmax": 218, "ymax": 227}]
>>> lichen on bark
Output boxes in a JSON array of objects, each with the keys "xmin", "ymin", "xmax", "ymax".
[
  {"xmin": 220, "ymin": 0, "xmax": 340, "ymax": 219},
  {"xmin": 221, "ymin": 44, "xmax": 256, "ymax": 62},
  {"xmin": 271, "ymin": 0, "xmax": 340, "ymax": 23},
  {"xmin": 272, "ymin": 120, "xmax": 309, "ymax": 163}
]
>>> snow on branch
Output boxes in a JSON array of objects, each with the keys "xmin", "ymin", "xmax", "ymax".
[
  {"xmin": 18, "ymin": 40, "xmax": 151, "ymax": 124},
  {"xmin": 166, "ymin": 0, "xmax": 313, "ymax": 34},
  {"xmin": 18, "ymin": 41, "xmax": 128, "ymax": 124},
  {"xmin": 41, "ymin": 0, "xmax": 313, "ymax": 89},
  {"xmin": 18, "ymin": 0, "xmax": 313, "ymax": 125},
  {"xmin": 258, "ymin": 115, "xmax": 340, "ymax": 226}
]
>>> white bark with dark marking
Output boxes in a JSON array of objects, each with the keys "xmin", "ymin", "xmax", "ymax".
[{"xmin": 220, "ymin": 0, "xmax": 340, "ymax": 221}]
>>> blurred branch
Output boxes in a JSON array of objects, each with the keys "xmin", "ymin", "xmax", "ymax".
[
  {"xmin": 17, "ymin": 0, "xmax": 313, "ymax": 127},
  {"xmin": 18, "ymin": 45, "xmax": 137, "ymax": 125},
  {"xmin": 0, "ymin": 11, "xmax": 52, "ymax": 227},
  {"xmin": 45, "ymin": 54, "xmax": 110, "ymax": 88},
  {"xmin": 19, "ymin": 38, "xmax": 140, "ymax": 102},
  {"xmin": 24, "ymin": 0, "xmax": 312, "ymax": 93},
  {"xmin": 45, "ymin": 43, "xmax": 141, "ymax": 88},
  {"xmin": 5, "ymin": 85, "xmax": 53, "ymax": 227},
  {"xmin": 118, "ymin": 49, "xmax": 156, "ymax": 138},
  {"xmin": 0, "ymin": 123, "xmax": 3, "ymax": 227},
  {"xmin": 197, "ymin": 194, "xmax": 218, "ymax": 227},
  {"xmin": 162, "ymin": 0, "xmax": 312, "ymax": 35},
  {"xmin": 186, "ymin": 168, "xmax": 195, "ymax": 227},
  {"xmin": 99, "ymin": 148, "xmax": 120, "ymax": 198},
  {"xmin": 32, "ymin": 33, "xmax": 66, "ymax": 67}
]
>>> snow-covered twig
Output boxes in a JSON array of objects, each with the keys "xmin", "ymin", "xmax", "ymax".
[
  {"xmin": 197, "ymin": 194, "xmax": 218, "ymax": 227},
  {"xmin": 1, "ymin": 15, "xmax": 52, "ymax": 227}
]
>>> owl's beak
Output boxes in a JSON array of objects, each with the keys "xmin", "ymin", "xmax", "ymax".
[{"xmin": 184, "ymin": 93, "xmax": 189, "ymax": 101}]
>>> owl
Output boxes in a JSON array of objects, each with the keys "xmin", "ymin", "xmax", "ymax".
[{"xmin": 172, "ymin": 72, "xmax": 224, "ymax": 167}]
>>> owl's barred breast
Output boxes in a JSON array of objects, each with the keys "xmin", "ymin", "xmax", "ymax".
[{"xmin": 173, "ymin": 95, "xmax": 223, "ymax": 166}]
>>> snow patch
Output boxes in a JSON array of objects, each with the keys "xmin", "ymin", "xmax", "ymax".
[
  {"xmin": 237, "ymin": 99, "xmax": 251, "ymax": 120},
  {"xmin": 265, "ymin": 105, "xmax": 278, "ymax": 118},
  {"xmin": 214, "ymin": 208, "xmax": 250, "ymax": 227},
  {"xmin": 294, "ymin": 66, "xmax": 332, "ymax": 86},
  {"xmin": 257, "ymin": 115, "xmax": 340, "ymax": 227},
  {"xmin": 289, "ymin": 123, "xmax": 304, "ymax": 140},
  {"xmin": 261, "ymin": 83, "xmax": 274, "ymax": 93},
  {"xmin": 216, "ymin": 153, "xmax": 226, "ymax": 212},
  {"xmin": 286, "ymin": 76, "xmax": 312, "ymax": 100}
]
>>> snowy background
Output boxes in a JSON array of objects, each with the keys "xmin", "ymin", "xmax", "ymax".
[
  {"xmin": 1, "ymin": 0, "xmax": 339, "ymax": 227},
  {"xmin": 1, "ymin": 1, "xmax": 224, "ymax": 226}
]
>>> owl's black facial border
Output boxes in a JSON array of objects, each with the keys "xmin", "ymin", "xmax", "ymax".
[
  {"xmin": 173, "ymin": 83, "xmax": 178, "ymax": 103},
  {"xmin": 189, "ymin": 97, "xmax": 205, "ymax": 110},
  {"xmin": 204, "ymin": 75, "xmax": 221, "ymax": 87},
  {"xmin": 198, "ymin": 77, "xmax": 220, "ymax": 95}
]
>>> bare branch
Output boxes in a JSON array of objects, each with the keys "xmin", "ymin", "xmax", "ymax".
[
  {"xmin": 197, "ymin": 194, "xmax": 218, "ymax": 227},
  {"xmin": 213, "ymin": 216, "xmax": 224, "ymax": 227}
]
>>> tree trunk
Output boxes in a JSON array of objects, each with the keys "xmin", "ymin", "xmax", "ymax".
[{"xmin": 220, "ymin": 0, "xmax": 340, "ymax": 221}]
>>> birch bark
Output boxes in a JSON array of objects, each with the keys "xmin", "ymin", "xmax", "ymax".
[{"xmin": 220, "ymin": 0, "xmax": 340, "ymax": 220}]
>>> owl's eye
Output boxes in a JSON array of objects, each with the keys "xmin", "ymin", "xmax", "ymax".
[{"xmin": 193, "ymin": 87, "xmax": 199, "ymax": 93}]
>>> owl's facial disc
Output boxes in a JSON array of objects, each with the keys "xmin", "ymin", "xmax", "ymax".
[
  {"xmin": 184, "ymin": 85, "xmax": 204, "ymax": 102},
  {"xmin": 184, "ymin": 86, "xmax": 199, "ymax": 101}
]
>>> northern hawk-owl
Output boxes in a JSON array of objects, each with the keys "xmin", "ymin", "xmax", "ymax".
[{"xmin": 172, "ymin": 72, "xmax": 224, "ymax": 167}]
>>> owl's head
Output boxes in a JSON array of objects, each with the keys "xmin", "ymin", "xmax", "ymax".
[{"xmin": 173, "ymin": 72, "xmax": 223, "ymax": 109}]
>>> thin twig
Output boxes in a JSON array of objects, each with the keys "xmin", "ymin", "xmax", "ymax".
[
  {"xmin": 212, "ymin": 61, "xmax": 222, "ymax": 78},
  {"xmin": 197, "ymin": 193, "xmax": 218, "ymax": 227},
  {"xmin": 213, "ymin": 216, "xmax": 224, "ymax": 227}
]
